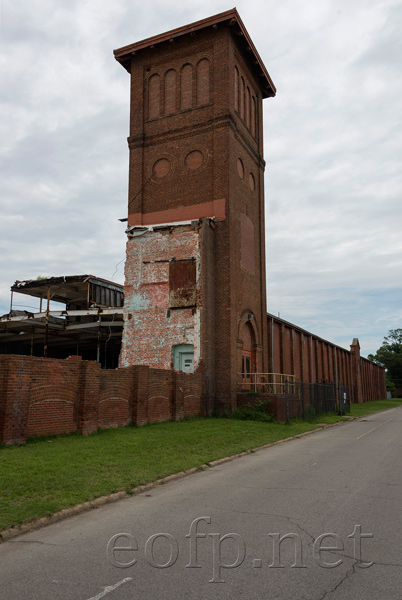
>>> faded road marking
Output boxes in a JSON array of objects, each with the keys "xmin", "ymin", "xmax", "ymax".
[
  {"xmin": 86, "ymin": 578, "xmax": 132, "ymax": 600},
  {"xmin": 356, "ymin": 418, "xmax": 393, "ymax": 439},
  {"xmin": 309, "ymin": 419, "xmax": 393, "ymax": 442}
]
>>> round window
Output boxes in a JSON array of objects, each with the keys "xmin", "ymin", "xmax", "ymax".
[
  {"xmin": 185, "ymin": 150, "xmax": 204, "ymax": 171},
  {"xmin": 153, "ymin": 158, "xmax": 171, "ymax": 178}
]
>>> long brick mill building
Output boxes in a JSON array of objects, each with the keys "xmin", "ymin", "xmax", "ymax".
[{"xmin": 0, "ymin": 9, "xmax": 386, "ymax": 444}]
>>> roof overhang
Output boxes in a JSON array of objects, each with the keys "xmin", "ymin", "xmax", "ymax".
[
  {"xmin": 11, "ymin": 275, "xmax": 123, "ymax": 305},
  {"xmin": 113, "ymin": 8, "xmax": 276, "ymax": 98}
]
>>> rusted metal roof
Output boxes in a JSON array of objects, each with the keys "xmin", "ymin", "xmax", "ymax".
[
  {"xmin": 114, "ymin": 8, "xmax": 276, "ymax": 98},
  {"xmin": 11, "ymin": 275, "xmax": 124, "ymax": 307},
  {"xmin": 1, "ymin": 275, "xmax": 125, "ymax": 365}
]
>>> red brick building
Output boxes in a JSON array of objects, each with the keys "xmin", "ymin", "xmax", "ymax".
[
  {"xmin": 115, "ymin": 9, "xmax": 276, "ymax": 410},
  {"xmin": 0, "ymin": 10, "xmax": 386, "ymax": 446}
]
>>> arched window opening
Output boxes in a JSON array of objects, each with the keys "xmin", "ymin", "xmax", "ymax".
[
  {"xmin": 241, "ymin": 321, "xmax": 256, "ymax": 389},
  {"xmin": 251, "ymin": 96, "xmax": 256, "ymax": 137},
  {"xmin": 196, "ymin": 58, "xmax": 210, "ymax": 106},
  {"xmin": 148, "ymin": 74, "xmax": 160, "ymax": 120},
  {"xmin": 240, "ymin": 77, "xmax": 245, "ymax": 121},
  {"xmin": 234, "ymin": 66, "xmax": 239, "ymax": 112},
  {"xmin": 164, "ymin": 69, "xmax": 176, "ymax": 115},
  {"xmin": 180, "ymin": 64, "xmax": 193, "ymax": 110},
  {"xmin": 246, "ymin": 86, "xmax": 251, "ymax": 129}
]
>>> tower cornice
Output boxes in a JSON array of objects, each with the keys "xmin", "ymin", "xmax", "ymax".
[{"xmin": 114, "ymin": 8, "xmax": 276, "ymax": 98}]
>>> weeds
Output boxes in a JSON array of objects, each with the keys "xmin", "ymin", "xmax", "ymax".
[{"xmin": 231, "ymin": 399, "xmax": 274, "ymax": 422}]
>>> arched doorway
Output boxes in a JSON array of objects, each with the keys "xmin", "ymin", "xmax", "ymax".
[{"xmin": 241, "ymin": 321, "xmax": 255, "ymax": 389}]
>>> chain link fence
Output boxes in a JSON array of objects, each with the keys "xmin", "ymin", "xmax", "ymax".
[{"xmin": 285, "ymin": 381, "xmax": 350, "ymax": 424}]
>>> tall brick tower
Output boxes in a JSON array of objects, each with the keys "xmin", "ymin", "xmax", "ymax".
[{"xmin": 114, "ymin": 9, "xmax": 276, "ymax": 410}]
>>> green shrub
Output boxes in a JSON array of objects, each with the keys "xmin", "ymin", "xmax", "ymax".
[
  {"xmin": 303, "ymin": 405, "xmax": 317, "ymax": 420},
  {"xmin": 386, "ymin": 380, "xmax": 396, "ymax": 395},
  {"xmin": 231, "ymin": 399, "xmax": 274, "ymax": 422}
]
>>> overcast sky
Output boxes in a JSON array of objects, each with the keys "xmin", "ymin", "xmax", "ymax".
[{"xmin": 1, "ymin": 0, "xmax": 401, "ymax": 357}]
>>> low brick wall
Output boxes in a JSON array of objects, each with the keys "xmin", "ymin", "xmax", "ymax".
[{"xmin": 0, "ymin": 355, "xmax": 204, "ymax": 445}]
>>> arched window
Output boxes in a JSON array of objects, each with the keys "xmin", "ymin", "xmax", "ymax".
[
  {"xmin": 148, "ymin": 74, "xmax": 160, "ymax": 120},
  {"xmin": 240, "ymin": 77, "xmax": 245, "ymax": 121},
  {"xmin": 164, "ymin": 69, "xmax": 176, "ymax": 115},
  {"xmin": 251, "ymin": 96, "xmax": 256, "ymax": 137},
  {"xmin": 234, "ymin": 66, "xmax": 239, "ymax": 112},
  {"xmin": 196, "ymin": 58, "xmax": 210, "ymax": 106},
  {"xmin": 180, "ymin": 64, "xmax": 192, "ymax": 110},
  {"xmin": 246, "ymin": 86, "xmax": 251, "ymax": 129},
  {"xmin": 241, "ymin": 321, "xmax": 256, "ymax": 389}
]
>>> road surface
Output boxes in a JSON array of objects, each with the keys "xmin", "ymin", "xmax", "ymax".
[{"xmin": 1, "ymin": 408, "xmax": 402, "ymax": 599}]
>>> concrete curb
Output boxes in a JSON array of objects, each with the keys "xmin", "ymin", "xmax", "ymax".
[{"xmin": 0, "ymin": 417, "xmax": 358, "ymax": 543}]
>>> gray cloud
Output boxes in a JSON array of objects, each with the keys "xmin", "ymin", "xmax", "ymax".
[{"xmin": 1, "ymin": 0, "xmax": 401, "ymax": 357}]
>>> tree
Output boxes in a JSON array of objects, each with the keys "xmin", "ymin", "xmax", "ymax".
[{"xmin": 368, "ymin": 329, "xmax": 402, "ymax": 383}]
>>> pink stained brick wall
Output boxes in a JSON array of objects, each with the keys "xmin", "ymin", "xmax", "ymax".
[{"xmin": 120, "ymin": 224, "xmax": 202, "ymax": 370}]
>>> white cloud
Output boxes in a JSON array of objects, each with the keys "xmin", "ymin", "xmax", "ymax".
[{"xmin": 1, "ymin": 0, "xmax": 401, "ymax": 357}]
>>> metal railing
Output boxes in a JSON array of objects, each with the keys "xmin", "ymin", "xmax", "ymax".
[
  {"xmin": 237, "ymin": 375, "xmax": 350, "ymax": 423},
  {"xmin": 238, "ymin": 372, "xmax": 296, "ymax": 393}
]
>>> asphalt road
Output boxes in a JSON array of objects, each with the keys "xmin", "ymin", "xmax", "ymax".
[{"xmin": 1, "ymin": 408, "xmax": 402, "ymax": 599}]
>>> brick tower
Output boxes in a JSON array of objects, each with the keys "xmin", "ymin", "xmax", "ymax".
[{"xmin": 114, "ymin": 9, "xmax": 276, "ymax": 410}]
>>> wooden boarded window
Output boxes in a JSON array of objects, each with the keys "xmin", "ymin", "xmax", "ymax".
[
  {"xmin": 169, "ymin": 259, "xmax": 196, "ymax": 308},
  {"xmin": 181, "ymin": 64, "xmax": 193, "ymax": 110}
]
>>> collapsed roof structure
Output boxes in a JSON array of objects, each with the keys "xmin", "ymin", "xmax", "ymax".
[{"xmin": 0, "ymin": 275, "xmax": 124, "ymax": 368}]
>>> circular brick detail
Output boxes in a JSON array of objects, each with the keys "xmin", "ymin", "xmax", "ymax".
[
  {"xmin": 249, "ymin": 172, "xmax": 255, "ymax": 191},
  {"xmin": 237, "ymin": 158, "xmax": 244, "ymax": 179},
  {"xmin": 185, "ymin": 150, "xmax": 204, "ymax": 171},
  {"xmin": 153, "ymin": 158, "xmax": 171, "ymax": 178}
]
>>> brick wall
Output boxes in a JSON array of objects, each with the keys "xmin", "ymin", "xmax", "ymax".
[
  {"xmin": 118, "ymin": 21, "xmax": 271, "ymax": 415},
  {"xmin": 120, "ymin": 224, "xmax": 201, "ymax": 371},
  {"xmin": 0, "ymin": 355, "xmax": 204, "ymax": 445},
  {"xmin": 267, "ymin": 314, "xmax": 386, "ymax": 403}
]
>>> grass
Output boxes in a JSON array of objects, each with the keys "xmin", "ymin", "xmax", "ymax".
[
  {"xmin": 0, "ymin": 418, "xmax": 326, "ymax": 531},
  {"xmin": 1, "ymin": 399, "xmax": 401, "ymax": 533},
  {"xmin": 349, "ymin": 397, "xmax": 402, "ymax": 417}
]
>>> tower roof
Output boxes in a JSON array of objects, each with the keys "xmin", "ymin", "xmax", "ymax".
[{"xmin": 113, "ymin": 8, "xmax": 276, "ymax": 98}]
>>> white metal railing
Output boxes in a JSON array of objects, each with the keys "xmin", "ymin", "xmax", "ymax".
[{"xmin": 237, "ymin": 372, "xmax": 296, "ymax": 394}]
